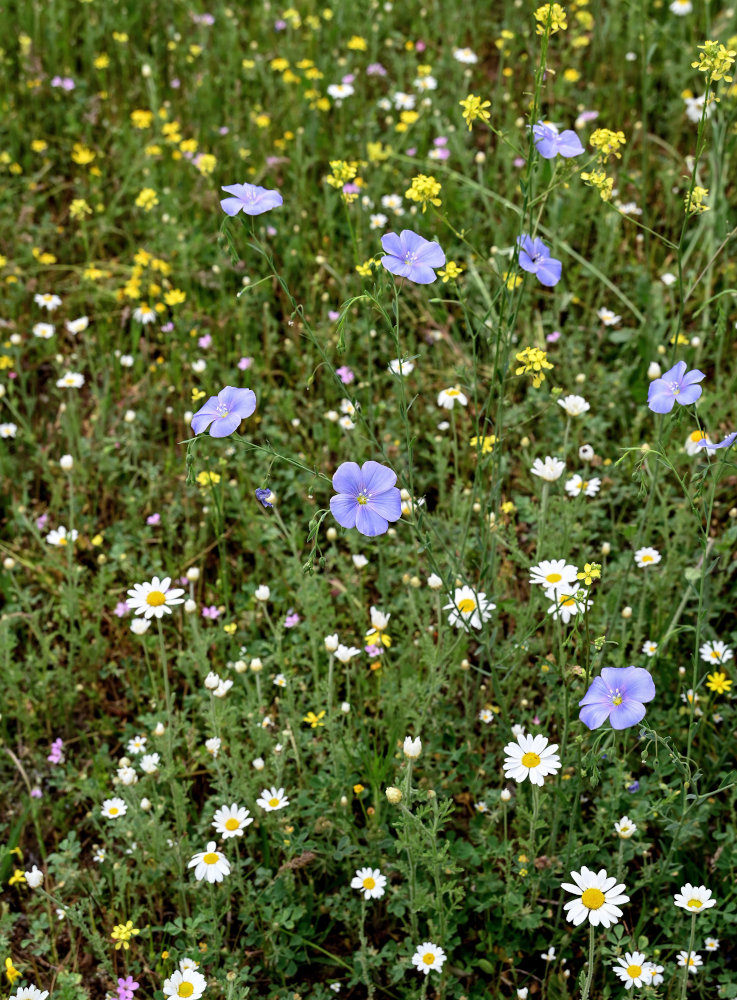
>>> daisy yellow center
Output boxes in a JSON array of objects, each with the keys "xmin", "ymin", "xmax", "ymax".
[
  {"xmin": 203, "ymin": 852, "xmax": 219, "ymax": 864},
  {"xmin": 562, "ymin": 597, "xmax": 575, "ymax": 607},
  {"xmin": 58, "ymin": 537, "xmax": 67, "ymax": 545},
  {"xmin": 362, "ymin": 877, "xmax": 376, "ymax": 889},
  {"xmin": 626, "ymin": 964, "xmax": 642, "ymax": 979},
  {"xmin": 146, "ymin": 590, "xmax": 166, "ymax": 606},
  {"xmin": 710, "ymin": 650, "xmax": 720, "ymax": 659},
  {"xmin": 268, "ymin": 797, "xmax": 280, "ymax": 807},
  {"xmin": 178, "ymin": 984, "xmax": 194, "ymax": 998},
  {"xmin": 688, "ymin": 957, "xmax": 696, "ymax": 966},
  {"xmin": 422, "ymin": 953, "xmax": 435, "ymax": 965},
  {"xmin": 546, "ymin": 572, "xmax": 562, "ymax": 583},
  {"xmin": 446, "ymin": 389, "xmax": 460, "ymax": 397},
  {"xmin": 108, "ymin": 807, "xmax": 119, "ymax": 815},
  {"xmin": 583, "ymin": 481, "xmax": 589, "ymax": 489},
  {"xmin": 581, "ymin": 887, "xmax": 605, "ymax": 910},
  {"xmin": 689, "ymin": 431, "xmax": 703, "ymax": 442},
  {"xmin": 687, "ymin": 898, "xmax": 702, "ymax": 909},
  {"xmin": 458, "ymin": 598, "xmax": 476, "ymax": 613},
  {"xmin": 521, "ymin": 751, "xmax": 541, "ymax": 768},
  {"xmin": 225, "ymin": 818, "xmax": 240, "ymax": 831},
  {"xmin": 641, "ymin": 555, "xmax": 653, "ymax": 563}
]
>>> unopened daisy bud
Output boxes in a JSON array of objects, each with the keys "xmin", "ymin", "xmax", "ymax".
[
  {"xmin": 252, "ymin": 757, "xmax": 265, "ymax": 770},
  {"xmin": 324, "ymin": 634, "xmax": 339, "ymax": 652},
  {"xmin": 621, "ymin": 606, "xmax": 633, "ymax": 619},
  {"xmin": 204, "ymin": 671, "xmax": 220, "ymax": 689},
  {"xmin": 340, "ymin": 795, "xmax": 348, "ymax": 807},
  {"xmin": 124, "ymin": 409, "xmax": 136, "ymax": 423},
  {"xmin": 233, "ymin": 659, "xmax": 247, "ymax": 673},
  {"xmin": 184, "ymin": 599, "xmax": 197, "ymax": 614},
  {"xmin": 153, "ymin": 722, "xmax": 165, "ymax": 736},
  {"xmin": 59, "ymin": 454, "xmax": 74, "ymax": 470},
  {"xmin": 601, "ymin": 542, "xmax": 611, "ymax": 555},
  {"xmin": 186, "ymin": 567, "xmax": 200, "ymax": 582},
  {"xmin": 250, "ymin": 657, "xmax": 263, "ymax": 673},
  {"xmin": 131, "ymin": 618, "xmax": 151, "ymax": 635},
  {"xmin": 460, "ymin": 658, "xmax": 470, "ymax": 671},
  {"xmin": 427, "ymin": 573, "xmax": 443, "ymax": 590},
  {"xmin": 647, "ymin": 361, "xmax": 662, "ymax": 379},
  {"xmin": 24, "ymin": 865, "xmax": 44, "ymax": 888},
  {"xmin": 520, "ymin": 436, "xmax": 530, "ymax": 447},
  {"xmin": 3, "ymin": 557, "xmax": 15, "ymax": 570},
  {"xmin": 341, "ymin": 701, "xmax": 351, "ymax": 713},
  {"xmin": 410, "ymin": 575, "xmax": 421, "ymax": 588},
  {"xmin": 501, "ymin": 788, "xmax": 512, "ymax": 802},
  {"xmin": 326, "ymin": 526, "xmax": 338, "ymax": 541},
  {"xmin": 385, "ymin": 786, "xmax": 403, "ymax": 804},
  {"xmin": 678, "ymin": 666, "xmax": 686, "ymax": 675},
  {"xmin": 575, "ymin": 373, "xmax": 586, "ymax": 384},
  {"xmin": 140, "ymin": 797, "xmax": 152, "ymax": 811},
  {"xmin": 254, "ymin": 585, "xmax": 270, "ymax": 601},
  {"xmin": 403, "ymin": 736, "xmax": 422, "ymax": 759},
  {"xmin": 579, "ymin": 444, "xmax": 595, "ymax": 461}
]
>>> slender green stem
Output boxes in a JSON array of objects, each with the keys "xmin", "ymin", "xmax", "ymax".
[
  {"xmin": 680, "ymin": 913, "xmax": 697, "ymax": 1000},
  {"xmin": 580, "ymin": 922, "xmax": 596, "ymax": 1000}
]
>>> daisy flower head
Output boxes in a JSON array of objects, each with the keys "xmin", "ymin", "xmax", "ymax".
[
  {"xmin": 612, "ymin": 951, "xmax": 649, "ymax": 989},
  {"xmin": 676, "ymin": 951, "xmax": 702, "ymax": 974},
  {"xmin": 11, "ymin": 987, "xmax": 50, "ymax": 1000},
  {"xmin": 35, "ymin": 292, "xmax": 62, "ymax": 311},
  {"xmin": 190, "ymin": 386, "xmax": 257, "ymax": 437},
  {"xmin": 411, "ymin": 942, "xmax": 447, "ymax": 976},
  {"xmin": 704, "ymin": 937, "xmax": 719, "ymax": 951},
  {"xmin": 350, "ymin": 866, "xmax": 387, "ymax": 900},
  {"xmin": 256, "ymin": 786, "xmax": 289, "ymax": 811},
  {"xmin": 503, "ymin": 732, "xmax": 561, "ymax": 786},
  {"xmin": 579, "ymin": 666, "xmax": 655, "ymax": 730},
  {"xmin": 437, "ymin": 386, "xmax": 468, "ymax": 409},
  {"xmin": 614, "ymin": 816, "xmax": 637, "ymax": 839},
  {"xmin": 330, "ymin": 461, "xmax": 402, "ymax": 537},
  {"xmin": 101, "ymin": 797, "xmax": 127, "ymax": 819},
  {"xmin": 647, "ymin": 361, "xmax": 705, "ymax": 414},
  {"xmin": 46, "ymin": 526, "xmax": 78, "ymax": 546},
  {"xmin": 479, "ymin": 708, "xmax": 494, "ymax": 724},
  {"xmin": 380, "ymin": 230, "xmax": 445, "ymax": 284},
  {"xmin": 212, "ymin": 802, "xmax": 253, "ymax": 838},
  {"xmin": 162, "ymin": 968, "xmax": 208, "ymax": 1000},
  {"xmin": 529, "ymin": 559, "xmax": 579, "ymax": 591},
  {"xmin": 33, "ymin": 322, "xmax": 55, "ymax": 339},
  {"xmin": 530, "ymin": 456, "xmax": 566, "ymax": 481},
  {"xmin": 642, "ymin": 962, "xmax": 664, "ymax": 986},
  {"xmin": 699, "ymin": 639, "xmax": 733, "ymax": 664},
  {"xmin": 557, "ymin": 394, "xmax": 590, "ymax": 416},
  {"xmin": 673, "ymin": 883, "xmax": 716, "ymax": 913},
  {"xmin": 444, "ymin": 585, "xmax": 495, "ymax": 631},
  {"xmin": 453, "ymin": 47, "xmax": 478, "ymax": 63},
  {"xmin": 596, "ymin": 307, "xmax": 621, "ymax": 326},
  {"xmin": 56, "ymin": 371, "xmax": 85, "ymax": 388},
  {"xmin": 565, "ymin": 474, "xmax": 601, "ymax": 497},
  {"xmin": 187, "ymin": 841, "xmax": 230, "ymax": 883},
  {"xmin": 127, "ymin": 576, "xmax": 185, "ymax": 619},
  {"xmin": 220, "ymin": 182, "xmax": 283, "ymax": 216},
  {"xmin": 546, "ymin": 588, "xmax": 593, "ymax": 625},
  {"xmin": 634, "ymin": 546, "xmax": 661, "ymax": 568},
  {"xmin": 641, "ymin": 640, "xmax": 658, "ymax": 657},
  {"xmin": 670, "ymin": 0, "xmax": 693, "ymax": 12},
  {"xmin": 561, "ymin": 867, "xmax": 629, "ymax": 927}
]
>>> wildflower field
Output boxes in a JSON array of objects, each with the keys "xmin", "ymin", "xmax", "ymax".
[{"xmin": 2, "ymin": 1, "xmax": 737, "ymax": 998}]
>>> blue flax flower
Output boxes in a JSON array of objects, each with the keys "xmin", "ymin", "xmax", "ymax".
[
  {"xmin": 191, "ymin": 386, "xmax": 256, "ymax": 437},
  {"xmin": 698, "ymin": 431, "xmax": 736, "ymax": 451},
  {"xmin": 330, "ymin": 461, "xmax": 402, "ymax": 536},
  {"xmin": 579, "ymin": 666, "xmax": 655, "ymax": 730},
  {"xmin": 647, "ymin": 361, "xmax": 705, "ymax": 414},
  {"xmin": 532, "ymin": 121, "xmax": 585, "ymax": 159},
  {"xmin": 517, "ymin": 235, "xmax": 562, "ymax": 287},
  {"xmin": 255, "ymin": 488, "xmax": 274, "ymax": 508},
  {"xmin": 220, "ymin": 183, "xmax": 283, "ymax": 216},
  {"xmin": 380, "ymin": 230, "xmax": 445, "ymax": 284}
]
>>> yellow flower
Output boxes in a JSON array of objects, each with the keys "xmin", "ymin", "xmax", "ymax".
[
  {"xmin": 404, "ymin": 173, "xmax": 442, "ymax": 212},
  {"xmin": 31, "ymin": 139, "xmax": 48, "ymax": 153},
  {"xmin": 347, "ymin": 35, "xmax": 367, "ymax": 50},
  {"xmin": 577, "ymin": 562, "xmax": 601, "ymax": 585},
  {"xmin": 5, "ymin": 958, "xmax": 20, "ymax": 986},
  {"xmin": 515, "ymin": 346, "xmax": 553, "ymax": 387},
  {"xmin": 94, "ymin": 53, "xmax": 110, "ymax": 69},
  {"xmin": 303, "ymin": 710, "xmax": 326, "ymax": 728},
  {"xmin": 365, "ymin": 627, "xmax": 391, "ymax": 648},
  {"xmin": 470, "ymin": 435, "xmax": 496, "ymax": 454},
  {"xmin": 71, "ymin": 143, "xmax": 96, "ymax": 165},
  {"xmin": 91, "ymin": 533, "xmax": 104, "ymax": 546},
  {"xmin": 270, "ymin": 57, "xmax": 289, "ymax": 72},
  {"xmin": 130, "ymin": 109, "xmax": 153, "ymax": 129},
  {"xmin": 353, "ymin": 784, "xmax": 365, "ymax": 794},
  {"xmin": 503, "ymin": 271, "xmax": 523, "ymax": 290},
  {"xmin": 326, "ymin": 159, "xmax": 358, "ymax": 188},
  {"xmin": 355, "ymin": 260, "xmax": 375, "ymax": 277},
  {"xmin": 223, "ymin": 622, "xmax": 237, "ymax": 635},
  {"xmin": 438, "ymin": 261, "xmax": 464, "ymax": 282},
  {"xmin": 164, "ymin": 288, "xmax": 186, "ymax": 306},
  {"xmin": 590, "ymin": 128, "xmax": 626, "ymax": 160},
  {"xmin": 535, "ymin": 3, "xmax": 567, "ymax": 34},
  {"xmin": 563, "ymin": 68, "xmax": 581, "ymax": 82},
  {"xmin": 70, "ymin": 199, "xmax": 93, "ymax": 220},
  {"xmin": 367, "ymin": 140, "xmax": 391, "ymax": 163},
  {"xmin": 112, "ymin": 31, "xmax": 129, "ymax": 43},
  {"xmin": 581, "ymin": 168, "xmax": 614, "ymax": 201},
  {"xmin": 685, "ymin": 185, "xmax": 710, "ymax": 215},
  {"xmin": 395, "ymin": 109, "xmax": 419, "ymax": 132},
  {"xmin": 196, "ymin": 470, "xmax": 221, "ymax": 487},
  {"xmin": 706, "ymin": 672, "xmax": 732, "ymax": 695},
  {"xmin": 8, "ymin": 869, "xmax": 25, "ymax": 886},
  {"xmin": 500, "ymin": 501, "xmax": 516, "ymax": 514},
  {"xmin": 692, "ymin": 40, "xmax": 736, "ymax": 83},
  {"xmin": 135, "ymin": 188, "xmax": 159, "ymax": 211},
  {"xmin": 459, "ymin": 93, "xmax": 492, "ymax": 131},
  {"xmin": 253, "ymin": 113, "xmax": 271, "ymax": 128},
  {"xmin": 195, "ymin": 153, "xmax": 217, "ymax": 175},
  {"xmin": 111, "ymin": 921, "xmax": 140, "ymax": 951}
]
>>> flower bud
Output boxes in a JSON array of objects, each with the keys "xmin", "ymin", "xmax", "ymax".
[{"xmin": 385, "ymin": 786, "xmax": 403, "ymax": 804}]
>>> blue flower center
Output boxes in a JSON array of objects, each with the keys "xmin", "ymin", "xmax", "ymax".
[
  {"xmin": 403, "ymin": 252, "xmax": 417, "ymax": 263},
  {"xmin": 610, "ymin": 687, "xmax": 624, "ymax": 706},
  {"xmin": 356, "ymin": 491, "xmax": 369, "ymax": 505},
  {"xmin": 215, "ymin": 404, "xmax": 230, "ymax": 418},
  {"xmin": 668, "ymin": 380, "xmax": 680, "ymax": 394}
]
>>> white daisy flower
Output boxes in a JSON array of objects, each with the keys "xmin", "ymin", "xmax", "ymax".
[
  {"xmin": 634, "ymin": 547, "xmax": 661, "ymax": 568},
  {"xmin": 503, "ymin": 732, "xmax": 561, "ymax": 786},
  {"xmin": 685, "ymin": 429, "xmax": 710, "ymax": 455},
  {"xmin": 557, "ymin": 394, "xmax": 590, "ymax": 417},
  {"xmin": 0, "ymin": 423, "xmax": 18, "ymax": 438},
  {"xmin": 453, "ymin": 47, "xmax": 478, "ymax": 63},
  {"xmin": 334, "ymin": 644, "xmax": 361, "ymax": 663},
  {"xmin": 529, "ymin": 559, "xmax": 579, "ymax": 591},
  {"xmin": 530, "ymin": 456, "xmax": 566, "ymax": 481},
  {"xmin": 381, "ymin": 194, "xmax": 404, "ymax": 215},
  {"xmin": 565, "ymin": 475, "xmax": 601, "ymax": 498},
  {"xmin": 212, "ymin": 802, "xmax": 253, "ymax": 838},
  {"xmin": 614, "ymin": 816, "xmax": 637, "ymax": 839},
  {"xmin": 704, "ymin": 938, "xmax": 719, "ymax": 952},
  {"xmin": 437, "ymin": 386, "xmax": 468, "ymax": 409},
  {"xmin": 33, "ymin": 322, "xmax": 55, "ymax": 339},
  {"xmin": 101, "ymin": 797, "xmax": 127, "ymax": 819},
  {"xmin": 411, "ymin": 941, "xmax": 447, "ymax": 975},
  {"xmin": 187, "ymin": 841, "xmax": 230, "ymax": 883},
  {"xmin": 126, "ymin": 576, "xmax": 185, "ymax": 619},
  {"xmin": 478, "ymin": 708, "xmax": 494, "ymax": 724},
  {"xmin": 56, "ymin": 371, "xmax": 85, "ymax": 388},
  {"xmin": 612, "ymin": 951, "xmax": 649, "ymax": 989},
  {"xmin": 273, "ymin": 673, "xmax": 287, "ymax": 687},
  {"xmin": 444, "ymin": 585, "xmax": 495, "ymax": 631},
  {"xmin": 641, "ymin": 641, "xmax": 658, "ymax": 657},
  {"xmin": 673, "ymin": 883, "xmax": 716, "ymax": 913},
  {"xmin": 12, "ymin": 986, "xmax": 50, "ymax": 1000},
  {"xmin": 392, "ymin": 91, "xmax": 415, "ymax": 110},
  {"xmin": 204, "ymin": 737, "xmax": 221, "ymax": 757},
  {"xmin": 179, "ymin": 957, "xmax": 200, "ymax": 972},
  {"xmin": 545, "ymin": 589, "xmax": 593, "ymax": 625},
  {"xmin": 642, "ymin": 962, "xmax": 664, "ymax": 985},
  {"xmin": 403, "ymin": 736, "xmax": 422, "ymax": 759},
  {"xmin": 127, "ymin": 734, "xmax": 147, "ymax": 755},
  {"xmin": 350, "ymin": 866, "xmax": 387, "ymax": 900},
  {"xmin": 65, "ymin": 316, "xmax": 89, "ymax": 334},
  {"xmin": 34, "ymin": 292, "xmax": 62, "ymax": 311},
  {"xmin": 133, "ymin": 304, "xmax": 157, "ymax": 324},
  {"xmin": 699, "ymin": 640, "xmax": 733, "ymax": 664},
  {"xmin": 256, "ymin": 786, "xmax": 289, "ymax": 811},
  {"xmin": 596, "ymin": 307, "xmax": 621, "ymax": 326},
  {"xmin": 561, "ymin": 867, "xmax": 629, "ymax": 927},
  {"xmin": 162, "ymin": 968, "xmax": 208, "ymax": 999},
  {"xmin": 131, "ymin": 618, "xmax": 151, "ymax": 635},
  {"xmin": 140, "ymin": 753, "xmax": 160, "ymax": 774},
  {"xmin": 670, "ymin": 0, "xmax": 693, "ymax": 13},
  {"xmin": 676, "ymin": 951, "xmax": 702, "ymax": 973},
  {"xmin": 327, "ymin": 83, "xmax": 354, "ymax": 100},
  {"xmin": 24, "ymin": 865, "xmax": 44, "ymax": 888},
  {"xmin": 369, "ymin": 213, "xmax": 388, "ymax": 230},
  {"xmin": 388, "ymin": 358, "xmax": 415, "ymax": 376},
  {"xmin": 541, "ymin": 947, "xmax": 556, "ymax": 962},
  {"xmin": 46, "ymin": 526, "xmax": 78, "ymax": 546}
]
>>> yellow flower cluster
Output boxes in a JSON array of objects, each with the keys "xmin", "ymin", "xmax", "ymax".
[
  {"xmin": 577, "ymin": 563, "xmax": 601, "ymax": 585},
  {"xmin": 438, "ymin": 261, "xmax": 464, "ymax": 282},
  {"xmin": 515, "ymin": 346, "xmax": 553, "ymax": 387},
  {"xmin": 130, "ymin": 109, "xmax": 153, "ymax": 129},
  {"xmin": 459, "ymin": 94, "xmax": 492, "ymax": 131},
  {"xmin": 590, "ymin": 128, "xmax": 627, "ymax": 160},
  {"xmin": 111, "ymin": 921, "xmax": 140, "ymax": 951},
  {"xmin": 69, "ymin": 199, "xmax": 93, "ymax": 221},
  {"xmin": 135, "ymin": 188, "xmax": 159, "ymax": 212},
  {"xmin": 581, "ymin": 168, "xmax": 614, "ymax": 201},
  {"xmin": 326, "ymin": 160, "xmax": 358, "ymax": 188},
  {"xmin": 355, "ymin": 258, "xmax": 378, "ymax": 277},
  {"xmin": 405, "ymin": 174, "xmax": 442, "ymax": 212},
  {"xmin": 71, "ymin": 143, "xmax": 96, "ymax": 165},
  {"xmin": 684, "ymin": 185, "xmax": 710, "ymax": 215},
  {"xmin": 535, "ymin": 3, "xmax": 567, "ymax": 34},
  {"xmin": 692, "ymin": 40, "xmax": 736, "ymax": 83}
]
